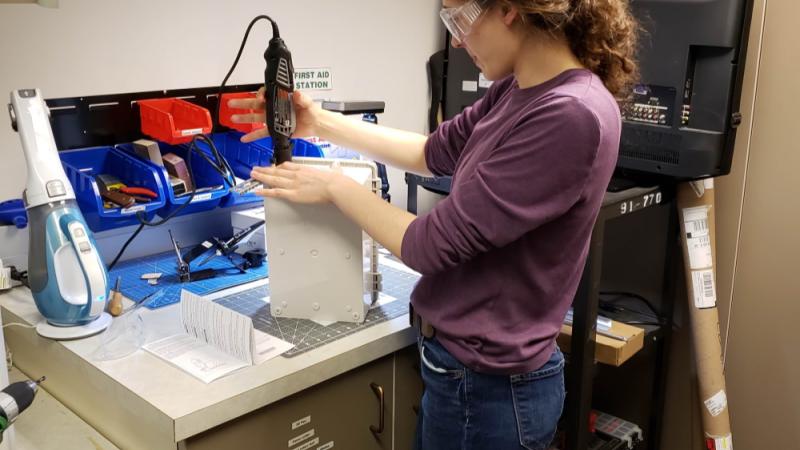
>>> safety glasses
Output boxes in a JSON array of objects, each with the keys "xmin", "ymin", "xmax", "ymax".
[{"xmin": 439, "ymin": 0, "xmax": 487, "ymax": 43}]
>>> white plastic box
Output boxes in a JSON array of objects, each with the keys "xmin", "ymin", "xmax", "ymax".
[{"xmin": 264, "ymin": 158, "xmax": 381, "ymax": 324}]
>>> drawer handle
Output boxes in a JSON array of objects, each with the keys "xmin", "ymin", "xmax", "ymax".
[{"xmin": 369, "ymin": 382, "xmax": 385, "ymax": 435}]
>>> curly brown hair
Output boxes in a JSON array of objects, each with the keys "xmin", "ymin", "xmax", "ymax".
[{"xmin": 490, "ymin": 0, "xmax": 640, "ymax": 99}]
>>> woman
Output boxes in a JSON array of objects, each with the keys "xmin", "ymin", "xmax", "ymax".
[{"xmin": 231, "ymin": 1, "xmax": 638, "ymax": 448}]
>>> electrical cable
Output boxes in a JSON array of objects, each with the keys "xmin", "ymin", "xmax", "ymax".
[
  {"xmin": 137, "ymin": 134, "xmax": 236, "ymax": 228},
  {"xmin": 598, "ymin": 300, "xmax": 659, "ymax": 318},
  {"xmin": 216, "ymin": 15, "xmax": 279, "ymax": 125},
  {"xmin": 624, "ymin": 320, "xmax": 664, "ymax": 327},
  {"xmin": 598, "ymin": 291, "xmax": 667, "ymax": 328},
  {"xmin": 7, "ymin": 266, "xmax": 29, "ymax": 289},
  {"xmin": 107, "ymin": 16, "xmax": 279, "ymax": 271},
  {"xmin": 107, "ymin": 135, "xmax": 234, "ymax": 270},
  {"xmin": 599, "ymin": 290, "xmax": 662, "ymax": 319},
  {"xmin": 2, "ymin": 323, "xmax": 36, "ymax": 330},
  {"xmin": 597, "ymin": 306, "xmax": 664, "ymax": 328},
  {"xmin": 106, "ymin": 222, "xmax": 145, "ymax": 271}
]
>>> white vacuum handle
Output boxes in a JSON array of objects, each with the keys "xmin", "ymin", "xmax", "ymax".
[{"xmin": 9, "ymin": 89, "xmax": 76, "ymax": 208}]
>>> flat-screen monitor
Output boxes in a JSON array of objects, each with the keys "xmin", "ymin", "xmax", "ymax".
[
  {"xmin": 618, "ymin": 0, "xmax": 754, "ymax": 179},
  {"xmin": 442, "ymin": 0, "xmax": 754, "ymax": 181}
]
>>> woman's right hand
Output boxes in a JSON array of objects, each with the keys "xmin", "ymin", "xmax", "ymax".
[{"xmin": 227, "ymin": 87, "xmax": 321, "ymax": 143}]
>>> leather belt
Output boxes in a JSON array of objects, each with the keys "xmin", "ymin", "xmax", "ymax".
[{"xmin": 409, "ymin": 304, "xmax": 436, "ymax": 338}]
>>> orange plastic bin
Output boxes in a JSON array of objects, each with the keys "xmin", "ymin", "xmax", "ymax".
[
  {"xmin": 138, "ymin": 98, "xmax": 212, "ymax": 144},
  {"xmin": 219, "ymin": 92, "xmax": 266, "ymax": 133}
]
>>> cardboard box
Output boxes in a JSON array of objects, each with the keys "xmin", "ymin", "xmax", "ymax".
[{"xmin": 558, "ymin": 320, "xmax": 646, "ymax": 366}]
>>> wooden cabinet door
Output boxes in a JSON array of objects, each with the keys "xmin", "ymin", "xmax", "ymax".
[
  {"xmin": 184, "ymin": 354, "xmax": 394, "ymax": 450},
  {"xmin": 393, "ymin": 345, "xmax": 423, "ymax": 450}
]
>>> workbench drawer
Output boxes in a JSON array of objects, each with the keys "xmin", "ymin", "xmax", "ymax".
[
  {"xmin": 394, "ymin": 345, "xmax": 424, "ymax": 450},
  {"xmin": 184, "ymin": 354, "xmax": 394, "ymax": 450}
]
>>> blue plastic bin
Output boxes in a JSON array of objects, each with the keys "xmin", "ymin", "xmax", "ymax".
[
  {"xmin": 117, "ymin": 140, "xmax": 230, "ymax": 218},
  {"xmin": 223, "ymin": 132, "xmax": 324, "ymax": 177},
  {"xmin": 188, "ymin": 132, "xmax": 324, "ymax": 208},
  {"xmin": 59, "ymin": 147, "xmax": 167, "ymax": 232},
  {"xmin": 0, "ymin": 199, "xmax": 27, "ymax": 229}
]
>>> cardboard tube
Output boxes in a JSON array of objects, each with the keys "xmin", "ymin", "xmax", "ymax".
[{"xmin": 677, "ymin": 179, "xmax": 733, "ymax": 448}]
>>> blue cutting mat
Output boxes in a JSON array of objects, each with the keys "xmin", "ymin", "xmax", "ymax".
[
  {"xmin": 215, "ymin": 261, "xmax": 420, "ymax": 356},
  {"xmin": 108, "ymin": 251, "xmax": 268, "ymax": 309}
]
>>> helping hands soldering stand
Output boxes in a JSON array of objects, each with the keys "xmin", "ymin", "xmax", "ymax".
[
  {"xmin": 168, "ymin": 221, "xmax": 266, "ymax": 283},
  {"xmin": 169, "ymin": 230, "xmax": 216, "ymax": 283},
  {"xmin": 181, "ymin": 220, "xmax": 266, "ymax": 270}
]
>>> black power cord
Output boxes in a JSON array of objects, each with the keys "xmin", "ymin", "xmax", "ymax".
[
  {"xmin": 599, "ymin": 291, "xmax": 667, "ymax": 327},
  {"xmin": 107, "ymin": 135, "xmax": 235, "ymax": 270},
  {"xmin": 7, "ymin": 266, "xmax": 29, "ymax": 289},
  {"xmin": 216, "ymin": 15, "xmax": 280, "ymax": 124},
  {"xmin": 107, "ymin": 15, "xmax": 281, "ymax": 271},
  {"xmin": 599, "ymin": 291, "xmax": 661, "ymax": 318}
]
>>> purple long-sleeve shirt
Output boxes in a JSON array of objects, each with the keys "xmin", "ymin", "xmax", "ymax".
[{"xmin": 401, "ymin": 69, "xmax": 620, "ymax": 375}]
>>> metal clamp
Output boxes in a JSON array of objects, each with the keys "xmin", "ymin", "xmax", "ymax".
[{"xmin": 370, "ymin": 272, "xmax": 383, "ymax": 292}]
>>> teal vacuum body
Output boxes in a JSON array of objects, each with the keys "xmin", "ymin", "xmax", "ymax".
[
  {"xmin": 26, "ymin": 201, "xmax": 108, "ymax": 325},
  {"xmin": 8, "ymin": 89, "xmax": 109, "ymax": 327}
]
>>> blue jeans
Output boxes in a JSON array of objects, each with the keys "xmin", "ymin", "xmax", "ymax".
[{"xmin": 414, "ymin": 336, "xmax": 565, "ymax": 450}]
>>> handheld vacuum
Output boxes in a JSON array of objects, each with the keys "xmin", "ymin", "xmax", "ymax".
[{"xmin": 8, "ymin": 89, "xmax": 111, "ymax": 339}]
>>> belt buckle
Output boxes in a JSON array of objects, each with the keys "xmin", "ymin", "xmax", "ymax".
[
  {"xmin": 409, "ymin": 305, "xmax": 435, "ymax": 338},
  {"xmin": 420, "ymin": 320, "xmax": 435, "ymax": 339}
]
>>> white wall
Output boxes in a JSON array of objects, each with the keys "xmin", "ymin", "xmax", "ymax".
[{"xmin": 0, "ymin": 0, "xmax": 445, "ymax": 211}]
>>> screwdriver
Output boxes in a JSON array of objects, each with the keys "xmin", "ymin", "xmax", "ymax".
[{"xmin": 108, "ymin": 276, "xmax": 123, "ymax": 317}]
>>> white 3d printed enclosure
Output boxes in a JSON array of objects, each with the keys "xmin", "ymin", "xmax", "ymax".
[{"xmin": 264, "ymin": 157, "xmax": 381, "ymax": 324}]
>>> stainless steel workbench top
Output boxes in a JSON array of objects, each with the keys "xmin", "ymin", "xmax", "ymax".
[{"xmin": 0, "ymin": 284, "xmax": 416, "ymax": 449}]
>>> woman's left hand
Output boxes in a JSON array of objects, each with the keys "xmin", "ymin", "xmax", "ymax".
[{"xmin": 250, "ymin": 162, "xmax": 347, "ymax": 204}]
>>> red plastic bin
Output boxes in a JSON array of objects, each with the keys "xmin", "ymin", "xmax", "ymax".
[
  {"xmin": 138, "ymin": 98, "xmax": 212, "ymax": 144},
  {"xmin": 219, "ymin": 92, "xmax": 266, "ymax": 133}
]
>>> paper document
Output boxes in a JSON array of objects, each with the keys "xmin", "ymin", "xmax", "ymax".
[{"xmin": 144, "ymin": 291, "xmax": 293, "ymax": 383}]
